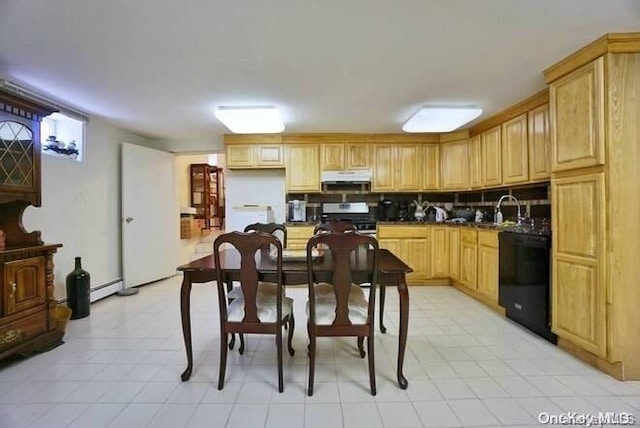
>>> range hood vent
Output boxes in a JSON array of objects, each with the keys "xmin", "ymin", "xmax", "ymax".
[{"xmin": 321, "ymin": 170, "xmax": 372, "ymax": 183}]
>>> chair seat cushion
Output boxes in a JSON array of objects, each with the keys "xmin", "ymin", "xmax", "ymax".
[
  {"xmin": 228, "ymin": 294, "xmax": 293, "ymax": 323},
  {"xmin": 228, "ymin": 282, "xmax": 282, "ymax": 300},
  {"xmin": 306, "ymin": 283, "xmax": 368, "ymax": 325}
]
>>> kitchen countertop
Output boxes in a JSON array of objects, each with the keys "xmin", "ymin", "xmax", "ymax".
[
  {"xmin": 377, "ymin": 220, "xmax": 551, "ymax": 235},
  {"xmin": 378, "ymin": 220, "xmax": 501, "ymax": 228},
  {"xmin": 284, "ymin": 220, "xmax": 550, "ymax": 235}
]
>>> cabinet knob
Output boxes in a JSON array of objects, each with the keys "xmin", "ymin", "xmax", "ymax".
[
  {"xmin": 125, "ymin": 217, "xmax": 134, "ymax": 223},
  {"xmin": 10, "ymin": 282, "xmax": 16, "ymax": 297}
]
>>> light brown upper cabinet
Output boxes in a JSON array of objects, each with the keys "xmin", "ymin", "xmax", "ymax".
[
  {"xmin": 372, "ymin": 144, "xmax": 395, "ymax": 192},
  {"xmin": 285, "ymin": 144, "xmax": 320, "ymax": 192},
  {"xmin": 320, "ymin": 143, "xmax": 344, "ymax": 170},
  {"xmin": 481, "ymin": 126, "xmax": 502, "ymax": 187},
  {"xmin": 528, "ymin": 103, "xmax": 551, "ymax": 181},
  {"xmin": 396, "ymin": 144, "xmax": 422, "ymax": 191},
  {"xmin": 440, "ymin": 139, "xmax": 469, "ymax": 191},
  {"xmin": 549, "ymin": 57, "xmax": 605, "ymax": 172},
  {"xmin": 501, "ymin": 113, "xmax": 529, "ymax": 184},
  {"xmin": 372, "ymin": 144, "xmax": 421, "ymax": 192},
  {"xmin": 226, "ymin": 144, "xmax": 253, "ymax": 168},
  {"xmin": 468, "ymin": 135, "xmax": 482, "ymax": 188},
  {"xmin": 320, "ymin": 143, "xmax": 371, "ymax": 171},
  {"xmin": 346, "ymin": 143, "xmax": 371, "ymax": 170},
  {"xmin": 422, "ymin": 144, "xmax": 440, "ymax": 190},
  {"xmin": 226, "ymin": 144, "xmax": 284, "ymax": 169}
]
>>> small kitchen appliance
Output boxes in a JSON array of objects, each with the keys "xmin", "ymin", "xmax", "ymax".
[
  {"xmin": 378, "ymin": 199, "xmax": 397, "ymax": 221},
  {"xmin": 397, "ymin": 201, "xmax": 409, "ymax": 221},
  {"xmin": 434, "ymin": 206, "xmax": 448, "ymax": 222},
  {"xmin": 288, "ymin": 200, "xmax": 307, "ymax": 222}
]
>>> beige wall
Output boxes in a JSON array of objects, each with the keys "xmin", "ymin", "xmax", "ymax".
[
  {"xmin": 153, "ymin": 138, "xmax": 224, "ymax": 153},
  {"xmin": 22, "ymin": 117, "xmax": 153, "ymax": 299},
  {"xmin": 21, "ymin": 119, "xmax": 226, "ymax": 298}
]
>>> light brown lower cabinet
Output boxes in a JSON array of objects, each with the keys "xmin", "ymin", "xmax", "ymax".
[
  {"xmin": 430, "ymin": 226, "xmax": 449, "ymax": 278},
  {"xmin": 377, "ymin": 226, "xmax": 430, "ymax": 285},
  {"xmin": 459, "ymin": 229, "xmax": 478, "ymax": 290},
  {"xmin": 448, "ymin": 228, "xmax": 460, "ymax": 280},
  {"xmin": 477, "ymin": 230, "xmax": 499, "ymax": 304},
  {"xmin": 285, "ymin": 225, "xmax": 314, "ymax": 250}
]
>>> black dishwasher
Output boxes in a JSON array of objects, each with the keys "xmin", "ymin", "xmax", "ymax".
[{"xmin": 498, "ymin": 231, "xmax": 557, "ymax": 343}]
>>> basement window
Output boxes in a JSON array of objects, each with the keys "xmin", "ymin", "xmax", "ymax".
[{"xmin": 41, "ymin": 112, "xmax": 85, "ymax": 161}]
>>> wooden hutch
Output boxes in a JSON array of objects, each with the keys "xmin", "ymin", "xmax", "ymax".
[
  {"xmin": 189, "ymin": 163, "xmax": 224, "ymax": 229},
  {"xmin": 0, "ymin": 89, "xmax": 63, "ymax": 359}
]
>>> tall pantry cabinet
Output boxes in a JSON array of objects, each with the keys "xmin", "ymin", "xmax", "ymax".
[
  {"xmin": 545, "ymin": 33, "xmax": 640, "ymax": 379},
  {"xmin": 0, "ymin": 90, "xmax": 63, "ymax": 360}
]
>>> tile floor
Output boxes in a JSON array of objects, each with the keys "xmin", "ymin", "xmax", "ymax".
[{"xmin": 1, "ymin": 277, "xmax": 639, "ymax": 428}]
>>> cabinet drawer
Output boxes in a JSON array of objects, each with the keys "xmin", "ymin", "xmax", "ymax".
[
  {"xmin": 0, "ymin": 309, "xmax": 48, "ymax": 353},
  {"xmin": 377, "ymin": 226, "xmax": 429, "ymax": 239},
  {"xmin": 478, "ymin": 230, "xmax": 498, "ymax": 247},
  {"xmin": 287, "ymin": 226, "xmax": 314, "ymax": 241},
  {"xmin": 460, "ymin": 228, "xmax": 478, "ymax": 244}
]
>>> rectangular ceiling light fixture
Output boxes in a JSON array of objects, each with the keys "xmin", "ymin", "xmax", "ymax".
[
  {"xmin": 402, "ymin": 106, "xmax": 483, "ymax": 132},
  {"xmin": 214, "ymin": 105, "xmax": 285, "ymax": 133}
]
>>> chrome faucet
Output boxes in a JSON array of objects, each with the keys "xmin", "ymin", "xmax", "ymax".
[{"xmin": 496, "ymin": 195, "xmax": 523, "ymax": 224}]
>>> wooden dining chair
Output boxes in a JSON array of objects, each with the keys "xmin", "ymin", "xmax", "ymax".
[
  {"xmin": 314, "ymin": 220, "xmax": 387, "ymax": 336},
  {"xmin": 313, "ymin": 220, "xmax": 357, "ymax": 234},
  {"xmin": 213, "ymin": 231, "xmax": 295, "ymax": 393},
  {"xmin": 227, "ymin": 222, "xmax": 288, "ymax": 351},
  {"xmin": 244, "ymin": 222, "xmax": 287, "ymax": 248},
  {"xmin": 305, "ymin": 231, "xmax": 379, "ymax": 396}
]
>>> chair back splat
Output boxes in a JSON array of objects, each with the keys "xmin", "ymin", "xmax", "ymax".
[{"xmin": 244, "ymin": 222, "xmax": 287, "ymax": 248}]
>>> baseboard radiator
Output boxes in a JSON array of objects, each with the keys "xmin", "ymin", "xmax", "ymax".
[{"xmin": 57, "ymin": 279, "xmax": 123, "ymax": 304}]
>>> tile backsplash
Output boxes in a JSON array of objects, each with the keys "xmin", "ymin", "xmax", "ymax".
[{"xmin": 288, "ymin": 183, "xmax": 550, "ymax": 222}]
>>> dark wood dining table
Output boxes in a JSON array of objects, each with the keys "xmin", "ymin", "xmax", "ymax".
[{"xmin": 176, "ymin": 248, "xmax": 413, "ymax": 389}]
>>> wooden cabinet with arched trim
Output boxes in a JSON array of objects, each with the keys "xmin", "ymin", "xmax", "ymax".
[{"xmin": 0, "ymin": 89, "xmax": 63, "ymax": 360}]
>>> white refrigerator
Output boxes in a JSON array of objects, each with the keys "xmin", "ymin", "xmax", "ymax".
[{"xmin": 227, "ymin": 205, "xmax": 275, "ymax": 232}]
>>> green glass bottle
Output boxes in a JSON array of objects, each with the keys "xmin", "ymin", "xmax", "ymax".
[{"xmin": 66, "ymin": 257, "xmax": 90, "ymax": 319}]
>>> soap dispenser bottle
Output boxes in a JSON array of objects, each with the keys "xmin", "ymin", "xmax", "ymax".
[{"xmin": 474, "ymin": 209, "xmax": 484, "ymax": 223}]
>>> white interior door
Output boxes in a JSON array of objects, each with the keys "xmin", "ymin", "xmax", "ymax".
[{"xmin": 122, "ymin": 143, "xmax": 178, "ymax": 289}]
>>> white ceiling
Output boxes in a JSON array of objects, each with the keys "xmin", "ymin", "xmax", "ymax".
[{"xmin": 0, "ymin": 0, "xmax": 638, "ymax": 143}]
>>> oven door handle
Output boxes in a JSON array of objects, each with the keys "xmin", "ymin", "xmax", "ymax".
[{"xmin": 514, "ymin": 238, "xmax": 547, "ymax": 249}]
